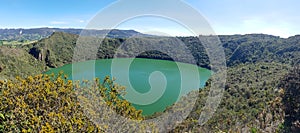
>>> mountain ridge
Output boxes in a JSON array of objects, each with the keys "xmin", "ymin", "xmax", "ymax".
[
  {"xmin": 22, "ymin": 32, "xmax": 300, "ymax": 69},
  {"xmin": 1, "ymin": 27, "xmax": 299, "ymax": 41},
  {"xmin": 0, "ymin": 28, "xmax": 150, "ymax": 41}
]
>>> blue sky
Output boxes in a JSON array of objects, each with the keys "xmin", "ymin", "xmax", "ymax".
[{"xmin": 0, "ymin": 0, "xmax": 299, "ymax": 37}]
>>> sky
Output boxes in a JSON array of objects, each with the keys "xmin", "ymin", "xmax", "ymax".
[{"xmin": 0, "ymin": 0, "xmax": 299, "ymax": 37}]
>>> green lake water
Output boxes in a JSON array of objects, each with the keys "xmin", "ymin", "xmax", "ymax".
[{"xmin": 45, "ymin": 58, "xmax": 211, "ymax": 115}]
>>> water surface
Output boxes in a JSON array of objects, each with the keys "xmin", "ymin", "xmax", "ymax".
[{"xmin": 46, "ymin": 58, "xmax": 211, "ymax": 115}]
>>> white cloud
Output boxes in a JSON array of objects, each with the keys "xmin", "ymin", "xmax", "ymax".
[
  {"xmin": 50, "ymin": 21, "xmax": 68, "ymax": 25},
  {"xmin": 79, "ymin": 20, "xmax": 85, "ymax": 23}
]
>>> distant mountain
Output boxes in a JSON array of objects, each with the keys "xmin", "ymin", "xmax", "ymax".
[{"xmin": 0, "ymin": 28, "xmax": 149, "ymax": 41}]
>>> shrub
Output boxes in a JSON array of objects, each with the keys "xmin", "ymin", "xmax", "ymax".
[{"xmin": 0, "ymin": 73, "xmax": 144, "ymax": 132}]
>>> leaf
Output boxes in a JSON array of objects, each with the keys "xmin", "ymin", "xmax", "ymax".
[{"xmin": 0, "ymin": 113, "xmax": 5, "ymax": 120}]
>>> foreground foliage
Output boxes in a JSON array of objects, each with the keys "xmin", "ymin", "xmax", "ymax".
[{"xmin": 0, "ymin": 73, "xmax": 144, "ymax": 132}]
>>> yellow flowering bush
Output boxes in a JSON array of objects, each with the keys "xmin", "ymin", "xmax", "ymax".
[{"xmin": 0, "ymin": 72, "xmax": 144, "ymax": 132}]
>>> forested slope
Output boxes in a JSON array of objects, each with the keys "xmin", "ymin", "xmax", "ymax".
[
  {"xmin": 0, "ymin": 31, "xmax": 299, "ymax": 132},
  {"xmin": 25, "ymin": 32, "xmax": 300, "ymax": 69}
]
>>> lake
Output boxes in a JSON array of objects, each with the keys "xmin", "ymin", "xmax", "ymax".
[{"xmin": 45, "ymin": 58, "xmax": 211, "ymax": 115}]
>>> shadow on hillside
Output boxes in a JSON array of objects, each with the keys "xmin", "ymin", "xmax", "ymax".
[{"xmin": 279, "ymin": 65, "xmax": 300, "ymax": 133}]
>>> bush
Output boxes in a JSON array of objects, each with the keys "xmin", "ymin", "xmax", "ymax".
[{"xmin": 0, "ymin": 73, "xmax": 144, "ymax": 132}]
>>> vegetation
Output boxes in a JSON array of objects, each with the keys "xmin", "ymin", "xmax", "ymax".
[
  {"xmin": 0, "ymin": 46, "xmax": 45, "ymax": 79},
  {"xmin": 26, "ymin": 32, "xmax": 79, "ymax": 68},
  {"xmin": 1, "ymin": 40, "xmax": 37, "ymax": 46},
  {"xmin": 171, "ymin": 62, "xmax": 290, "ymax": 132},
  {"xmin": 0, "ymin": 73, "xmax": 147, "ymax": 132},
  {"xmin": 279, "ymin": 66, "xmax": 300, "ymax": 132},
  {"xmin": 0, "ymin": 30, "xmax": 299, "ymax": 132},
  {"xmin": 21, "ymin": 32, "xmax": 300, "ymax": 70}
]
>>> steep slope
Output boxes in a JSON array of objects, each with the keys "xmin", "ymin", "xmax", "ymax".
[
  {"xmin": 220, "ymin": 34, "xmax": 300, "ymax": 66},
  {"xmin": 279, "ymin": 66, "xmax": 300, "ymax": 132},
  {"xmin": 172, "ymin": 62, "xmax": 291, "ymax": 132},
  {"xmin": 25, "ymin": 32, "xmax": 300, "ymax": 70},
  {"xmin": 0, "ymin": 46, "xmax": 45, "ymax": 79},
  {"xmin": 277, "ymin": 35, "xmax": 300, "ymax": 65},
  {"xmin": 26, "ymin": 32, "xmax": 78, "ymax": 68},
  {"xmin": 25, "ymin": 32, "xmax": 125, "ymax": 68}
]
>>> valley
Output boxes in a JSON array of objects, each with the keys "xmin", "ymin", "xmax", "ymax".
[{"xmin": 0, "ymin": 29, "xmax": 299, "ymax": 132}]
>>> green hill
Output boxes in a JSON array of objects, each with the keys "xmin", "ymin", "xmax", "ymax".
[
  {"xmin": 172, "ymin": 62, "xmax": 290, "ymax": 132},
  {"xmin": 23, "ymin": 32, "xmax": 300, "ymax": 70},
  {"xmin": 26, "ymin": 32, "xmax": 79, "ymax": 68},
  {"xmin": 0, "ymin": 46, "xmax": 45, "ymax": 79}
]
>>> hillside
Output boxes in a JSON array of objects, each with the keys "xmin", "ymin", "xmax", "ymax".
[
  {"xmin": 1, "ymin": 31, "xmax": 297, "ymax": 80},
  {"xmin": 180, "ymin": 34, "xmax": 300, "ymax": 67},
  {"xmin": 219, "ymin": 34, "xmax": 300, "ymax": 66},
  {"xmin": 171, "ymin": 62, "xmax": 291, "ymax": 132},
  {"xmin": 279, "ymin": 66, "xmax": 300, "ymax": 132},
  {"xmin": 26, "ymin": 32, "xmax": 79, "ymax": 68},
  {"xmin": 0, "ymin": 46, "xmax": 45, "ymax": 79},
  {"xmin": 24, "ymin": 32, "xmax": 300, "ymax": 69}
]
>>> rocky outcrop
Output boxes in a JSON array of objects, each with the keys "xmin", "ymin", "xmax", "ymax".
[{"xmin": 29, "ymin": 47, "xmax": 43, "ymax": 61}]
